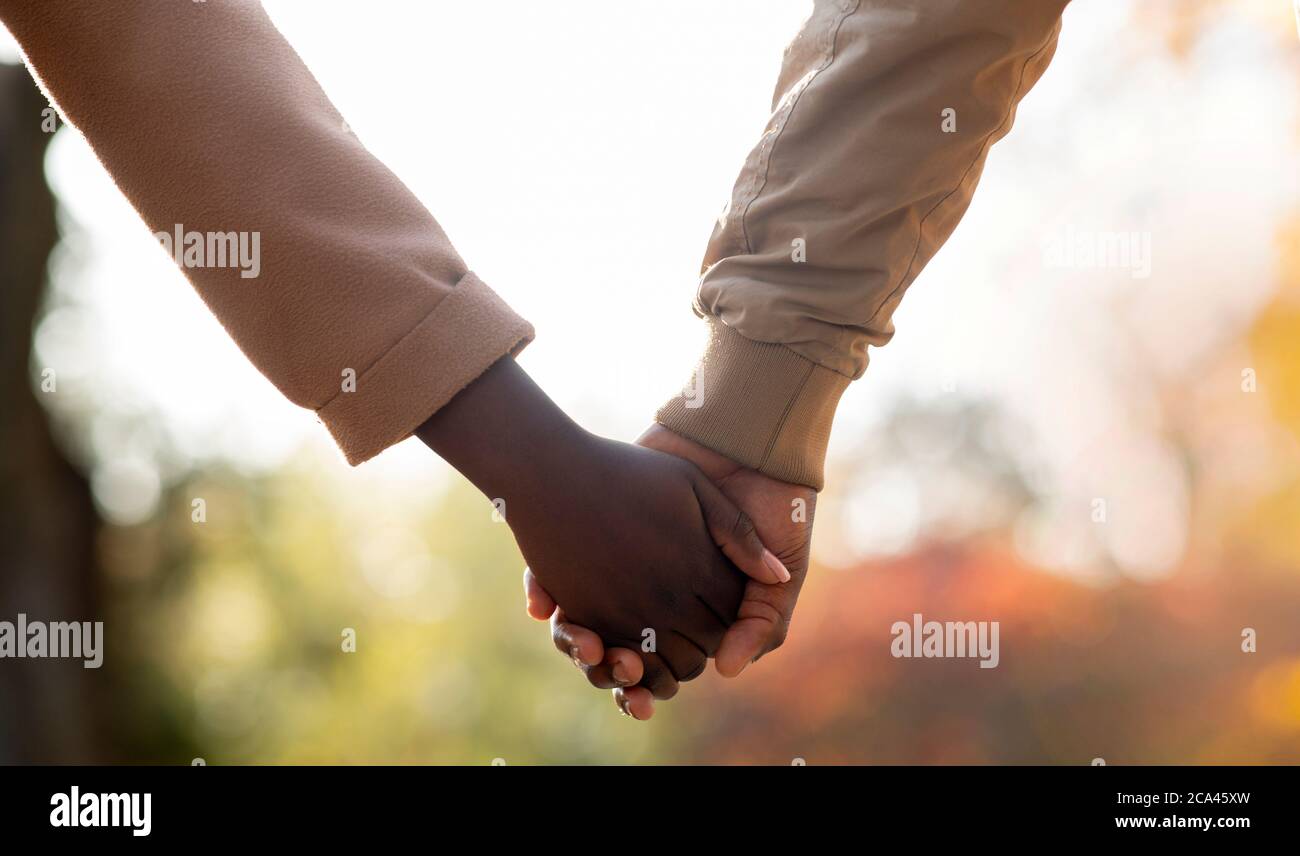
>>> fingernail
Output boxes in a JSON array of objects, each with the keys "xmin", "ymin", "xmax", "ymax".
[
  {"xmin": 570, "ymin": 646, "xmax": 585, "ymax": 668},
  {"xmin": 615, "ymin": 693, "xmax": 633, "ymax": 718},
  {"xmin": 611, "ymin": 662, "xmax": 631, "ymax": 686},
  {"xmin": 762, "ymin": 549, "xmax": 792, "ymax": 583}
]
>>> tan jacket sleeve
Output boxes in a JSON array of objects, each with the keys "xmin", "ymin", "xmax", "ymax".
[
  {"xmin": 0, "ymin": 0, "xmax": 533, "ymax": 465},
  {"xmin": 658, "ymin": 0, "xmax": 1070, "ymax": 489}
]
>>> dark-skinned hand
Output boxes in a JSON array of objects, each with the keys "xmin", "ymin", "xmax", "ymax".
[
  {"xmin": 417, "ymin": 358, "xmax": 790, "ymax": 688},
  {"xmin": 525, "ymin": 423, "xmax": 816, "ymax": 718}
]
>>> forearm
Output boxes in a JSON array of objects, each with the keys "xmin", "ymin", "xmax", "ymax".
[
  {"xmin": 661, "ymin": 0, "xmax": 1069, "ymax": 489},
  {"xmin": 0, "ymin": 0, "xmax": 532, "ymax": 464}
]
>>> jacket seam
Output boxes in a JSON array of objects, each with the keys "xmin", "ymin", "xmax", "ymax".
[
  {"xmin": 862, "ymin": 19, "xmax": 1061, "ymax": 329},
  {"xmin": 756, "ymin": 359, "xmax": 817, "ymax": 472},
  {"xmin": 739, "ymin": 0, "xmax": 860, "ymax": 255}
]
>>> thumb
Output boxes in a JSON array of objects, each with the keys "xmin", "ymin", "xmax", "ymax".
[
  {"xmin": 692, "ymin": 476, "xmax": 791, "ymax": 585},
  {"xmin": 715, "ymin": 586, "xmax": 793, "ymax": 677}
]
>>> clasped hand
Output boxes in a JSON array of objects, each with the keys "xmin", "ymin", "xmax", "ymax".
[{"xmin": 418, "ymin": 358, "xmax": 801, "ymax": 712}]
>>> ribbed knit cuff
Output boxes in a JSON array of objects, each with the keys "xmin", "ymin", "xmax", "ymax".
[{"xmin": 656, "ymin": 318, "xmax": 849, "ymax": 490}]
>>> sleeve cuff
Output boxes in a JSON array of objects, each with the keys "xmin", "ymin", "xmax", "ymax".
[
  {"xmin": 318, "ymin": 271, "xmax": 534, "ymax": 465},
  {"xmin": 655, "ymin": 317, "xmax": 849, "ymax": 490}
]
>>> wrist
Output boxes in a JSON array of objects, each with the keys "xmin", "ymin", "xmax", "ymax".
[{"xmin": 415, "ymin": 357, "xmax": 588, "ymax": 502}]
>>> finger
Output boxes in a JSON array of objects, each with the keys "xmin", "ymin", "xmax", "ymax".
[
  {"xmin": 656, "ymin": 631, "xmax": 708, "ymax": 684},
  {"xmin": 581, "ymin": 648, "xmax": 643, "ymax": 690},
  {"xmin": 694, "ymin": 555, "xmax": 747, "ymax": 632},
  {"xmin": 614, "ymin": 686, "xmax": 655, "ymax": 721},
  {"xmin": 714, "ymin": 617, "xmax": 774, "ymax": 677},
  {"xmin": 550, "ymin": 609, "xmax": 604, "ymax": 668},
  {"xmin": 714, "ymin": 585, "xmax": 791, "ymax": 678},
  {"xmin": 637, "ymin": 652, "xmax": 680, "ymax": 700},
  {"xmin": 692, "ymin": 476, "xmax": 791, "ymax": 585},
  {"xmin": 522, "ymin": 567, "xmax": 557, "ymax": 621}
]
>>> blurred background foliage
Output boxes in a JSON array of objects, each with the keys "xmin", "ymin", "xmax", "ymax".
[{"xmin": 2, "ymin": 0, "xmax": 1299, "ymax": 763}]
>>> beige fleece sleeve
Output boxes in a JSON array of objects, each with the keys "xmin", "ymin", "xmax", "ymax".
[
  {"xmin": 0, "ymin": 0, "xmax": 533, "ymax": 464},
  {"xmin": 658, "ymin": 0, "xmax": 1069, "ymax": 489}
]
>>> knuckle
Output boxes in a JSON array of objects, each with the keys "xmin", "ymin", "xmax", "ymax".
[
  {"xmin": 676, "ymin": 656, "xmax": 707, "ymax": 683},
  {"xmin": 731, "ymin": 510, "xmax": 757, "ymax": 541},
  {"xmin": 551, "ymin": 625, "xmax": 573, "ymax": 653},
  {"xmin": 642, "ymin": 663, "xmax": 678, "ymax": 700},
  {"xmin": 741, "ymin": 595, "xmax": 785, "ymax": 628},
  {"xmin": 652, "ymin": 682, "xmax": 679, "ymax": 701}
]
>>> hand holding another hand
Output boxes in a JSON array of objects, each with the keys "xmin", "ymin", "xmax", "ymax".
[
  {"xmin": 526, "ymin": 423, "xmax": 817, "ymax": 719},
  {"xmin": 417, "ymin": 359, "xmax": 791, "ymax": 689}
]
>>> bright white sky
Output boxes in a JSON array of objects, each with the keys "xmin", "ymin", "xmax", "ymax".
[{"xmin": 2, "ymin": 1, "xmax": 1297, "ymax": 578}]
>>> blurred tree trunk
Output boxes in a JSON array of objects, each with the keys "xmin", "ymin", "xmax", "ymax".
[{"xmin": 0, "ymin": 63, "xmax": 106, "ymax": 761}]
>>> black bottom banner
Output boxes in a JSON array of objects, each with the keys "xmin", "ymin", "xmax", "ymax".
[{"xmin": 0, "ymin": 764, "xmax": 1284, "ymax": 841}]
